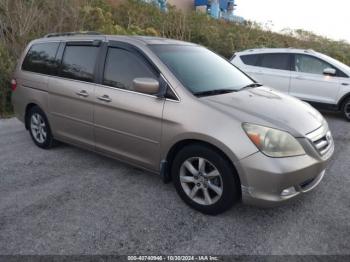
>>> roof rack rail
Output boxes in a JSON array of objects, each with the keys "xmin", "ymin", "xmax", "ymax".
[
  {"xmin": 44, "ymin": 31, "xmax": 102, "ymax": 38},
  {"xmin": 304, "ymin": 49, "xmax": 315, "ymax": 53}
]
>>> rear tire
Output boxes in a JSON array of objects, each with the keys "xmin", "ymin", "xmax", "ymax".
[
  {"xmin": 28, "ymin": 106, "xmax": 55, "ymax": 149},
  {"xmin": 171, "ymin": 144, "xmax": 240, "ymax": 215},
  {"xmin": 342, "ymin": 97, "xmax": 350, "ymax": 121}
]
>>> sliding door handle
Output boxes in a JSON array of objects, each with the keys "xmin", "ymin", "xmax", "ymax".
[
  {"xmin": 76, "ymin": 90, "xmax": 89, "ymax": 97},
  {"xmin": 342, "ymin": 83, "xmax": 349, "ymax": 86},
  {"xmin": 98, "ymin": 95, "xmax": 112, "ymax": 102}
]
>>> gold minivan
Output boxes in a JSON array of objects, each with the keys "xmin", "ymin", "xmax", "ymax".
[{"xmin": 12, "ymin": 33, "xmax": 334, "ymax": 214}]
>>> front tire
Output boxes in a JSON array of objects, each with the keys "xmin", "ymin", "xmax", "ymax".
[
  {"xmin": 342, "ymin": 97, "xmax": 350, "ymax": 121},
  {"xmin": 171, "ymin": 144, "xmax": 240, "ymax": 215},
  {"xmin": 28, "ymin": 106, "xmax": 55, "ymax": 149}
]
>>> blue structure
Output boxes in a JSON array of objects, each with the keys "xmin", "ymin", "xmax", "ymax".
[
  {"xmin": 142, "ymin": 0, "xmax": 244, "ymax": 22},
  {"xmin": 194, "ymin": 0, "xmax": 244, "ymax": 22},
  {"xmin": 195, "ymin": 0, "xmax": 236, "ymax": 10},
  {"xmin": 210, "ymin": 0, "xmax": 220, "ymax": 19},
  {"xmin": 157, "ymin": 0, "xmax": 167, "ymax": 11}
]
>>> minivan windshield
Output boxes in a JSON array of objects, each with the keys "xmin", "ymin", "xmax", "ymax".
[{"xmin": 150, "ymin": 45, "xmax": 254, "ymax": 96}]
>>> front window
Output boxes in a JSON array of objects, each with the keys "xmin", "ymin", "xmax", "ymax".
[
  {"xmin": 103, "ymin": 47, "xmax": 158, "ymax": 93},
  {"xmin": 294, "ymin": 54, "xmax": 333, "ymax": 75},
  {"xmin": 150, "ymin": 45, "xmax": 254, "ymax": 96},
  {"xmin": 317, "ymin": 52, "xmax": 349, "ymax": 77}
]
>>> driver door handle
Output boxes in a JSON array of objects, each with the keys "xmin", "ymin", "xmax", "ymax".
[
  {"xmin": 98, "ymin": 95, "xmax": 112, "ymax": 102},
  {"xmin": 76, "ymin": 90, "xmax": 89, "ymax": 97}
]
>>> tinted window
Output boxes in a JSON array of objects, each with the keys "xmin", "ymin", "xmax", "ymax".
[
  {"xmin": 294, "ymin": 54, "xmax": 334, "ymax": 75},
  {"xmin": 103, "ymin": 48, "xmax": 157, "ymax": 92},
  {"xmin": 60, "ymin": 45, "xmax": 99, "ymax": 82},
  {"xmin": 165, "ymin": 87, "xmax": 177, "ymax": 100},
  {"xmin": 22, "ymin": 42, "xmax": 59, "ymax": 75},
  {"xmin": 150, "ymin": 45, "xmax": 253, "ymax": 94},
  {"xmin": 337, "ymin": 70, "xmax": 348, "ymax": 78},
  {"xmin": 316, "ymin": 53, "xmax": 349, "ymax": 77},
  {"xmin": 260, "ymin": 53, "xmax": 290, "ymax": 70},
  {"xmin": 240, "ymin": 54, "xmax": 259, "ymax": 66}
]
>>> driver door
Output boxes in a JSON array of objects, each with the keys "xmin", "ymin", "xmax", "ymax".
[
  {"xmin": 289, "ymin": 54, "xmax": 340, "ymax": 104},
  {"xmin": 94, "ymin": 42, "xmax": 165, "ymax": 171}
]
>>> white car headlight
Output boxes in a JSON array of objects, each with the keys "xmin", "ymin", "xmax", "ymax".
[{"xmin": 242, "ymin": 123, "xmax": 305, "ymax": 158}]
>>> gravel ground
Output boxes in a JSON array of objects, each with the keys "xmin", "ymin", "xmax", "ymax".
[{"xmin": 0, "ymin": 113, "xmax": 349, "ymax": 255}]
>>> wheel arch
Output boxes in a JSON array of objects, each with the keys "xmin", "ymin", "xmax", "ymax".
[
  {"xmin": 24, "ymin": 103, "xmax": 40, "ymax": 129},
  {"xmin": 24, "ymin": 103, "xmax": 48, "ymax": 130},
  {"xmin": 338, "ymin": 93, "xmax": 350, "ymax": 110},
  {"xmin": 165, "ymin": 139, "xmax": 242, "ymax": 193}
]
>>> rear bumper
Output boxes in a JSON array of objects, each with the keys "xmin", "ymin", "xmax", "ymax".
[
  {"xmin": 236, "ymin": 136, "xmax": 334, "ymax": 207},
  {"xmin": 11, "ymin": 87, "xmax": 25, "ymax": 124}
]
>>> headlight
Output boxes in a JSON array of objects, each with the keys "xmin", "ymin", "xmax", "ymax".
[{"xmin": 242, "ymin": 123, "xmax": 305, "ymax": 157}]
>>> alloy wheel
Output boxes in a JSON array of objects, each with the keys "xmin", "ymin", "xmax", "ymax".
[
  {"xmin": 179, "ymin": 157, "xmax": 223, "ymax": 206},
  {"xmin": 345, "ymin": 102, "xmax": 350, "ymax": 120},
  {"xmin": 30, "ymin": 113, "xmax": 47, "ymax": 144}
]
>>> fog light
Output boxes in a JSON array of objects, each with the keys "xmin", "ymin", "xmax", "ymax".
[{"xmin": 281, "ymin": 187, "xmax": 297, "ymax": 196}]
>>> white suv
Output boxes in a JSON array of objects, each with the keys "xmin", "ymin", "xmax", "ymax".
[{"xmin": 231, "ymin": 48, "xmax": 350, "ymax": 121}]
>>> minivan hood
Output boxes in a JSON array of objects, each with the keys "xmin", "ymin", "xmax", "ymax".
[{"xmin": 202, "ymin": 86, "xmax": 324, "ymax": 136}]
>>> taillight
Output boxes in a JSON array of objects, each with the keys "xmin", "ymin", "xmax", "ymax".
[{"xmin": 11, "ymin": 79, "xmax": 17, "ymax": 91}]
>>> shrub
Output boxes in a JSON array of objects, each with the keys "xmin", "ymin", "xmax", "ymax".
[
  {"xmin": 1, "ymin": 0, "xmax": 350, "ymax": 115},
  {"xmin": 0, "ymin": 44, "xmax": 15, "ymax": 117}
]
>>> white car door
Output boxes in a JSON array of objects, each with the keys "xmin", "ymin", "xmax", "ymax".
[
  {"xmin": 289, "ymin": 54, "xmax": 340, "ymax": 104},
  {"xmin": 256, "ymin": 53, "xmax": 292, "ymax": 94},
  {"xmin": 245, "ymin": 65, "xmax": 266, "ymax": 84}
]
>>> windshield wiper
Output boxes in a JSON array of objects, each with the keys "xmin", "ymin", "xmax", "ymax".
[
  {"xmin": 194, "ymin": 89, "xmax": 236, "ymax": 97},
  {"xmin": 240, "ymin": 82, "xmax": 263, "ymax": 90}
]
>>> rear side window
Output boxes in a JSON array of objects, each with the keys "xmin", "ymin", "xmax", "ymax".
[
  {"xmin": 60, "ymin": 45, "xmax": 99, "ymax": 82},
  {"xmin": 240, "ymin": 54, "xmax": 259, "ymax": 66},
  {"xmin": 103, "ymin": 48, "xmax": 158, "ymax": 92},
  {"xmin": 22, "ymin": 42, "xmax": 59, "ymax": 75},
  {"xmin": 260, "ymin": 53, "xmax": 290, "ymax": 70}
]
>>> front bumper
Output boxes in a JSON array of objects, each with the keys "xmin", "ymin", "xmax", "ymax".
[{"xmin": 236, "ymin": 125, "xmax": 334, "ymax": 207}]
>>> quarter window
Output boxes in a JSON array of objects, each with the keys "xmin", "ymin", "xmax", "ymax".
[
  {"xmin": 240, "ymin": 54, "xmax": 260, "ymax": 66},
  {"xmin": 22, "ymin": 42, "xmax": 60, "ymax": 75},
  {"xmin": 294, "ymin": 54, "xmax": 334, "ymax": 75},
  {"xmin": 260, "ymin": 53, "xmax": 290, "ymax": 70},
  {"xmin": 103, "ymin": 48, "xmax": 158, "ymax": 93},
  {"xmin": 60, "ymin": 45, "xmax": 99, "ymax": 82}
]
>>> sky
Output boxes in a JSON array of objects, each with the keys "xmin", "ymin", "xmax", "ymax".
[{"xmin": 234, "ymin": 0, "xmax": 350, "ymax": 42}]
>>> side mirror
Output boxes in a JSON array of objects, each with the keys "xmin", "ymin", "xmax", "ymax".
[
  {"xmin": 323, "ymin": 68, "xmax": 336, "ymax": 76},
  {"xmin": 132, "ymin": 78, "xmax": 160, "ymax": 95}
]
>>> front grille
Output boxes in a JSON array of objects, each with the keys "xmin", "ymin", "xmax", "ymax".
[
  {"xmin": 306, "ymin": 125, "xmax": 333, "ymax": 156},
  {"xmin": 313, "ymin": 135, "xmax": 332, "ymax": 155}
]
